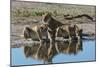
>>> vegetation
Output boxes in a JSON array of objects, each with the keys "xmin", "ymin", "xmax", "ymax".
[{"xmin": 11, "ymin": 1, "xmax": 96, "ymax": 23}]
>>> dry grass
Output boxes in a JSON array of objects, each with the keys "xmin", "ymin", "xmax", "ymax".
[{"xmin": 11, "ymin": 1, "xmax": 96, "ymax": 22}]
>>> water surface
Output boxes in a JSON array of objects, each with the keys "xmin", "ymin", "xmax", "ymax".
[{"xmin": 11, "ymin": 40, "xmax": 96, "ymax": 66}]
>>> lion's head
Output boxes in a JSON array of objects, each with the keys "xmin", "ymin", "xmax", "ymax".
[{"xmin": 42, "ymin": 13, "xmax": 52, "ymax": 22}]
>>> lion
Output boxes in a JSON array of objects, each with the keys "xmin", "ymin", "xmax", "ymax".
[
  {"xmin": 23, "ymin": 23, "xmax": 48, "ymax": 42},
  {"xmin": 42, "ymin": 13, "xmax": 65, "ymax": 30},
  {"xmin": 56, "ymin": 24, "xmax": 83, "ymax": 40},
  {"xmin": 42, "ymin": 13, "xmax": 69, "ymax": 42}
]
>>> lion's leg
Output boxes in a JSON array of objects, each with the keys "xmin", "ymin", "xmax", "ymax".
[
  {"xmin": 47, "ymin": 30, "xmax": 56, "ymax": 42},
  {"xmin": 75, "ymin": 25, "xmax": 80, "ymax": 40},
  {"xmin": 75, "ymin": 31, "xmax": 79, "ymax": 40},
  {"xmin": 52, "ymin": 30, "xmax": 56, "ymax": 42},
  {"xmin": 36, "ymin": 29, "xmax": 43, "ymax": 42},
  {"xmin": 55, "ymin": 28, "xmax": 59, "ymax": 39},
  {"xmin": 47, "ymin": 30, "xmax": 53, "ymax": 42},
  {"xmin": 46, "ymin": 30, "xmax": 48, "ymax": 40},
  {"xmin": 77, "ymin": 35, "xmax": 80, "ymax": 40},
  {"xmin": 69, "ymin": 35, "xmax": 71, "ymax": 40},
  {"xmin": 68, "ymin": 31, "xmax": 71, "ymax": 40}
]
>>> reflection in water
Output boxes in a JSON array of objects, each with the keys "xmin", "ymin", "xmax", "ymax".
[{"xmin": 24, "ymin": 40, "xmax": 82, "ymax": 64}]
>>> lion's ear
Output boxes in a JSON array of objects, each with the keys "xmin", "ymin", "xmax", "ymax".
[{"xmin": 42, "ymin": 13, "xmax": 49, "ymax": 18}]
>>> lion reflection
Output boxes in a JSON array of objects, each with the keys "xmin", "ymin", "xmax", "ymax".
[{"xmin": 23, "ymin": 40, "xmax": 82, "ymax": 64}]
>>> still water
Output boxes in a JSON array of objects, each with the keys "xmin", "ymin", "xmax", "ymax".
[{"xmin": 11, "ymin": 40, "xmax": 96, "ymax": 66}]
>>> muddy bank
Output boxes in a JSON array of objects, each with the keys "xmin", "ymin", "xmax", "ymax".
[{"xmin": 11, "ymin": 22, "xmax": 95, "ymax": 48}]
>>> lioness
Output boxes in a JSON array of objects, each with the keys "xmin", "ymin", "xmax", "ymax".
[
  {"xmin": 42, "ymin": 13, "xmax": 68, "ymax": 42},
  {"xmin": 42, "ymin": 13, "xmax": 65, "ymax": 30},
  {"xmin": 23, "ymin": 23, "xmax": 48, "ymax": 42},
  {"xmin": 56, "ymin": 24, "xmax": 83, "ymax": 40}
]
